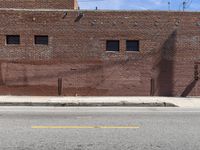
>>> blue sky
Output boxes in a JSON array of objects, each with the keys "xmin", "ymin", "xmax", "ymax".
[{"xmin": 78, "ymin": 0, "xmax": 200, "ymax": 11}]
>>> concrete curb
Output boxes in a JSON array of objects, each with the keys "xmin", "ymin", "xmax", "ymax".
[
  {"xmin": 1, "ymin": 96, "xmax": 200, "ymax": 107},
  {"xmin": 0, "ymin": 102, "xmax": 177, "ymax": 107}
]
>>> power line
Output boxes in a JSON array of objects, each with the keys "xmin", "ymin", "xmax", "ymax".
[{"xmin": 179, "ymin": 0, "xmax": 193, "ymax": 11}]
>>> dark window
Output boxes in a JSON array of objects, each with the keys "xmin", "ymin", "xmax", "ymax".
[
  {"xmin": 35, "ymin": 35, "xmax": 48, "ymax": 45},
  {"xmin": 126, "ymin": 40, "xmax": 139, "ymax": 51},
  {"xmin": 6, "ymin": 35, "xmax": 20, "ymax": 44},
  {"xmin": 106, "ymin": 40, "xmax": 119, "ymax": 51}
]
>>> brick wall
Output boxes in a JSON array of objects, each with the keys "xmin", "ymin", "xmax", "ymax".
[
  {"xmin": 0, "ymin": 0, "xmax": 78, "ymax": 9},
  {"xmin": 0, "ymin": 10, "xmax": 199, "ymax": 96}
]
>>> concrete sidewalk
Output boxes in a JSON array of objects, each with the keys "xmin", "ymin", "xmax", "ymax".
[{"xmin": 0, "ymin": 96, "xmax": 200, "ymax": 107}]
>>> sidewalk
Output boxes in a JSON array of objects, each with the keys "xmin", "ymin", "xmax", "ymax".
[{"xmin": 0, "ymin": 96, "xmax": 200, "ymax": 107}]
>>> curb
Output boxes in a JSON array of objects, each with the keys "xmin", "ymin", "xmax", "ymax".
[{"xmin": 0, "ymin": 102, "xmax": 178, "ymax": 107}]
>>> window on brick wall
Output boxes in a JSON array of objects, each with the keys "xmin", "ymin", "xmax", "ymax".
[
  {"xmin": 35, "ymin": 35, "xmax": 48, "ymax": 45},
  {"xmin": 126, "ymin": 40, "xmax": 139, "ymax": 51},
  {"xmin": 6, "ymin": 35, "xmax": 20, "ymax": 44},
  {"xmin": 106, "ymin": 40, "xmax": 119, "ymax": 51}
]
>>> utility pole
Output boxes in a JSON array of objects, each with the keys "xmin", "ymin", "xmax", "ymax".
[
  {"xmin": 183, "ymin": 1, "xmax": 186, "ymax": 11},
  {"xmin": 168, "ymin": 1, "xmax": 171, "ymax": 11}
]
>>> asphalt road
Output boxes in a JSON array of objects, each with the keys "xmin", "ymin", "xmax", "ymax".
[{"xmin": 1, "ymin": 107, "xmax": 200, "ymax": 150}]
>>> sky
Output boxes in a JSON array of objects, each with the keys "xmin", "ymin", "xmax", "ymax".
[{"xmin": 78, "ymin": 0, "xmax": 200, "ymax": 11}]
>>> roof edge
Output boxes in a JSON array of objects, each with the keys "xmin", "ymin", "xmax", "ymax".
[{"xmin": 0, "ymin": 8, "xmax": 200, "ymax": 13}]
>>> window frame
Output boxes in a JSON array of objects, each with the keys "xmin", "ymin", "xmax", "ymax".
[
  {"xmin": 34, "ymin": 35, "xmax": 49, "ymax": 45},
  {"xmin": 6, "ymin": 35, "xmax": 20, "ymax": 45},
  {"xmin": 126, "ymin": 40, "xmax": 140, "ymax": 52},
  {"xmin": 106, "ymin": 40, "xmax": 120, "ymax": 52}
]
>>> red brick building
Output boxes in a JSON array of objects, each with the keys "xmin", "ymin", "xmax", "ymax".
[
  {"xmin": 0, "ymin": 0, "xmax": 199, "ymax": 96},
  {"xmin": 0, "ymin": 0, "xmax": 79, "ymax": 9}
]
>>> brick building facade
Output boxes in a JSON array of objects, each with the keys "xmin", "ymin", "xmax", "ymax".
[
  {"xmin": 0, "ymin": 0, "xmax": 78, "ymax": 9},
  {"xmin": 0, "ymin": 0, "xmax": 199, "ymax": 96}
]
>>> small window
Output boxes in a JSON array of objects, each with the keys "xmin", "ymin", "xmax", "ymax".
[
  {"xmin": 35, "ymin": 35, "xmax": 48, "ymax": 45},
  {"xmin": 6, "ymin": 35, "xmax": 20, "ymax": 44},
  {"xmin": 126, "ymin": 40, "xmax": 139, "ymax": 51},
  {"xmin": 106, "ymin": 40, "xmax": 119, "ymax": 51}
]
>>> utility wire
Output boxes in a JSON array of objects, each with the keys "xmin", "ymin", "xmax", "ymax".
[{"xmin": 179, "ymin": 0, "xmax": 193, "ymax": 11}]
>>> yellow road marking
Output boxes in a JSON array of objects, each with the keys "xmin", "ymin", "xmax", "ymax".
[{"xmin": 31, "ymin": 126, "xmax": 140, "ymax": 129}]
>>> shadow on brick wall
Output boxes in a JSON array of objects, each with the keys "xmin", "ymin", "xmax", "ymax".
[
  {"xmin": 181, "ymin": 79, "xmax": 198, "ymax": 97},
  {"xmin": 155, "ymin": 30, "xmax": 177, "ymax": 96}
]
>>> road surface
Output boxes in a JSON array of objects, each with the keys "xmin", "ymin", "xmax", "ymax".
[{"xmin": 0, "ymin": 107, "xmax": 200, "ymax": 150}]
